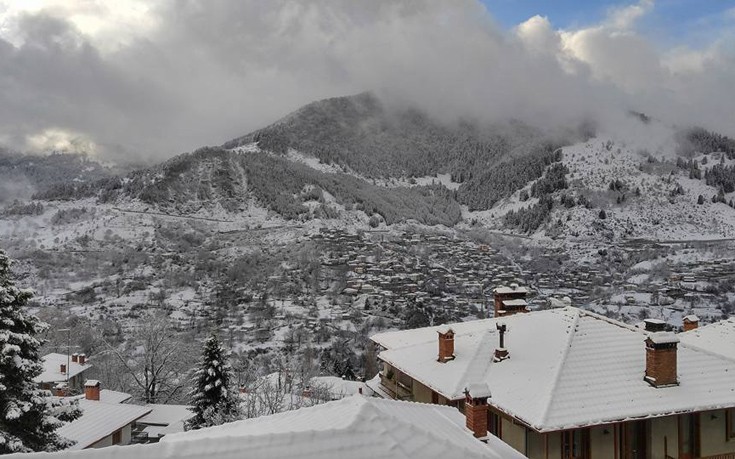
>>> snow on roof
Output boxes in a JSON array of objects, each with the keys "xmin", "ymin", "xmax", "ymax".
[
  {"xmin": 137, "ymin": 404, "xmax": 194, "ymax": 426},
  {"xmin": 683, "ymin": 315, "xmax": 700, "ymax": 322},
  {"xmin": 58, "ymin": 399, "xmax": 151, "ymax": 450},
  {"xmin": 98, "ymin": 389, "xmax": 132, "ymax": 405},
  {"xmin": 34, "ymin": 353, "xmax": 91, "ymax": 384},
  {"xmin": 501, "ymin": 299, "xmax": 527, "ymax": 307},
  {"xmin": 679, "ymin": 317, "xmax": 735, "ymax": 361},
  {"xmin": 493, "ymin": 285, "xmax": 528, "ymax": 295},
  {"xmin": 310, "ymin": 376, "xmax": 375, "ymax": 399},
  {"xmin": 372, "ymin": 307, "xmax": 735, "ymax": 432},
  {"xmin": 85, "ymin": 380, "xmax": 100, "ymax": 387},
  {"xmin": 14, "ymin": 396, "xmax": 524, "ymax": 459}
]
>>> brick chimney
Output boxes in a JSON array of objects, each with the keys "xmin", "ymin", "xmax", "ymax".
[
  {"xmin": 683, "ymin": 315, "xmax": 699, "ymax": 332},
  {"xmin": 84, "ymin": 380, "xmax": 101, "ymax": 401},
  {"xmin": 60, "ymin": 363, "xmax": 66, "ymax": 374},
  {"xmin": 71, "ymin": 353, "xmax": 79, "ymax": 363},
  {"xmin": 437, "ymin": 326, "xmax": 455, "ymax": 363},
  {"xmin": 464, "ymin": 383, "xmax": 492, "ymax": 438},
  {"xmin": 78, "ymin": 354, "xmax": 86, "ymax": 365},
  {"xmin": 644, "ymin": 333, "xmax": 679, "ymax": 387}
]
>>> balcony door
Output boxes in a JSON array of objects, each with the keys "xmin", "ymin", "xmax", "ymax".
[{"xmin": 621, "ymin": 421, "xmax": 647, "ymax": 459}]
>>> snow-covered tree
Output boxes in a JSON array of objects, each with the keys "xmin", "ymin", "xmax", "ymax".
[
  {"xmin": 0, "ymin": 250, "xmax": 80, "ymax": 453},
  {"xmin": 186, "ymin": 334, "xmax": 241, "ymax": 430}
]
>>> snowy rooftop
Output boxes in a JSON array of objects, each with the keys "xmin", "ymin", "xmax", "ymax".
[
  {"xmin": 310, "ymin": 376, "xmax": 375, "ymax": 399},
  {"xmin": 95, "ymin": 389, "xmax": 132, "ymax": 405},
  {"xmin": 493, "ymin": 285, "xmax": 528, "ymax": 295},
  {"xmin": 12, "ymin": 396, "xmax": 524, "ymax": 459},
  {"xmin": 500, "ymin": 299, "xmax": 527, "ymax": 307},
  {"xmin": 58, "ymin": 399, "xmax": 151, "ymax": 450},
  {"xmin": 137, "ymin": 404, "xmax": 194, "ymax": 426},
  {"xmin": 679, "ymin": 317, "xmax": 735, "ymax": 361},
  {"xmin": 372, "ymin": 307, "xmax": 735, "ymax": 432},
  {"xmin": 34, "ymin": 353, "xmax": 91, "ymax": 384}
]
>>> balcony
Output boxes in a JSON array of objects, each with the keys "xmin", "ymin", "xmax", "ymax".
[{"xmin": 379, "ymin": 372, "xmax": 413, "ymax": 400}]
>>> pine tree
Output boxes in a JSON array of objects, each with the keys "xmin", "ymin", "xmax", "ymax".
[
  {"xmin": 0, "ymin": 250, "xmax": 80, "ymax": 453},
  {"xmin": 186, "ymin": 334, "xmax": 241, "ymax": 430}
]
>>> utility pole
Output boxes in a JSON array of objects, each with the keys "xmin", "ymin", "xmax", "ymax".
[{"xmin": 58, "ymin": 328, "xmax": 71, "ymax": 383}]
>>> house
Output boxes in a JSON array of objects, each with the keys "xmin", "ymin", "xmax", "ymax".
[
  {"xmin": 492, "ymin": 284, "xmax": 529, "ymax": 316},
  {"xmin": 134, "ymin": 404, "xmax": 195, "ymax": 443},
  {"xmin": 58, "ymin": 380, "xmax": 151, "ymax": 450},
  {"xmin": 35, "ymin": 352, "xmax": 92, "ymax": 393},
  {"xmin": 369, "ymin": 306, "xmax": 735, "ymax": 459},
  {"xmin": 10, "ymin": 396, "xmax": 525, "ymax": 459}
]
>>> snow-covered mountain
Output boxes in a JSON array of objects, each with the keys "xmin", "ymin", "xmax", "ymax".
[{"xmin": 4, "ymin": 93, "xmax": 735, "ymax": 245}]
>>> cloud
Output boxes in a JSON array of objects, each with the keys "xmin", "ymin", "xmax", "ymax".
[{"xmin": 0, "ymin": 0, "xmax": 732, "ymax": 163}]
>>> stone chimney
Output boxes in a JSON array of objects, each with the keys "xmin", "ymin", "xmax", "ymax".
[
  {"xmin": 493, "ymin": 322, "xmax": 509, "ymax": 362},
  {"xmin": 644, "ymin": 333, "xmax": 679, "ymax": 387},
  {"xmin": 84, "ymin": 380, "xmax": 101, "ymax": 401},
  {"xmin": 78, "ymin": 354, "xmax": 86, "ymax": 365},
  {"xmin": 60, "ymin": 363, "xmax": 66, "ymax": 374},
  {"xmin": 683, "ymin": 315, "xmax": 699, "ymax": 332},
  {"xmin": 464, "ymin": 383, "xmax": 492, "ymax": 438},
  {"xmin": 644, "ymin": 319, "xmax": 667, "ymax": 332},
  {"xmin": 437, "ymin": 326, "xmax": 455, "ymax": 363},
  {"xmin": 71, "ymin": 353, "xmax": 79, "ymax": 363}
]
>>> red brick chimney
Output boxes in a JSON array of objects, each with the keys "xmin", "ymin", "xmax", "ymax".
[
  {"xmin": 84, "ymin": 380, "xmax": 101, "ymax": 401},
  {"xmin": 644, "ymin": 333, "xmax": 679, "ymax": 387},
  {"xmin": 683, "ymin": 315, "xmax": 699, "ymax": 332},
  {"xmin": 437, "ymin": 326, "xmax": 455, "ymax": 363},
  {"xmin": 464, "ymin": 383, "xmax": 492, "ymax": 438},
  {"xmin": 78, "ymin": 354, "xmax": 86, "ymax": 365},
  {"xmin": 60, "ymin": 363, "xmax": 66, "ymax": 374},
  {"xmin": 71, "ymin": 353, "xmax": 79, "ymax": 363}
]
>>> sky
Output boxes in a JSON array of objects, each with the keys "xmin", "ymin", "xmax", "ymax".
[{"xmin": 0, "ymin": 0, "xmax": 733, "ymax": 163}]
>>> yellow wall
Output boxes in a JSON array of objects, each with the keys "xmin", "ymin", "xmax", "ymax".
[
  {"xmin": 501, "ymin": 416, "xmax": 527, "ymax": 455},
  {"xmin": 526, "ymin": 430, "xmax": 544, "ymax": 459},
  {"xmin": 699, "ymin": 409, "xmax": 735, "ymax": 457},
  {"xmin": 649, "ymin": 416, "xmax": 678, "ymax": 459},
  {"xmin": 589, "ymin": 426, "xmax": 615, "ymax": 459},
  {"xmin": 547, "ymin": 431, "xmax": 562, "ymax": 459},
  {"xmin": 412, "ymin": 380, "xmax": 433, "ymax": 404}
]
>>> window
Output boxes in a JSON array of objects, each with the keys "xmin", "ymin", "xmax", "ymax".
[
  {"xmin": 112, "ymin": 430, "xmax": 122, "ymax": 445},
  {"xmin": 488, "ymin": 411, "xmax": 501, "ymax": 437},
  {"xmin": 728, "ymin": 408, "xmax": 735, "ymax": 440}
]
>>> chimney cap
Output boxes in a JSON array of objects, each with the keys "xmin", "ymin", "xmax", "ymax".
[
  {"xmin": 465, "ymin": 382, "xmax": 492, "ymax": 399},
  {"xmin": 647, "ymin": 332, "xmax": 679, "ymax": 345},
  {"xmin": 644, "ymin": 318, "xmax": 667, "ymax": 332},
  {"xmin": 683, "ymin": 315, "xmax": 699, "ymax": 323},
  {"xmin": 84, "ymin": 379, "xmax": 101, "ymax": 388},
  {"xmin": 437, "ymin": 325, "xmax": 453, "ymax": 335}
]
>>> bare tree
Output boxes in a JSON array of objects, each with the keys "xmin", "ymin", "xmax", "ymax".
[{"xmin": 102, "ymin": 313, "xmax": 194, "ymax": 403}]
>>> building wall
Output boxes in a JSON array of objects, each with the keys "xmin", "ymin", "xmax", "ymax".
[
  {"xmin": 412, "ymin": 380, "xmax": 433, "ymax": 404},
  {"xmin": 699, "ymin": 409, "xmax": 734, "ymax": 457},
  {"xmin": 589, "ymin": 426, "xmax": 615, "ymax": 459},
  {"xmin": 501, "ymin": 416, "xmax": 527, "ymax": 455},
  {"xmin": 546, "ymin": 431, "xmax": 562, "ymax": 459},
  {"xmin": 526, "ymin": 430, "xmax": 544, "ymax": 459},
  {"xmin": 650, "ymin": 416, "xmax": 678, "ymax": 459},
  {"xmin": 87, "ymin": 425, "xmax": 133, "ymax": 449}
]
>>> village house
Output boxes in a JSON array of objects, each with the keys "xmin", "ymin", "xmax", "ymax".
[
  {"xmin": 58, "ymin": 380, "xmax": 152, "ymax": 450},
  {"xmin": 368, "ymin": 306, "xmax": 735, "ymax": 459},
  {"xmin": 35, "ymin": 352, "xmax": 92, "ymax": 393}
]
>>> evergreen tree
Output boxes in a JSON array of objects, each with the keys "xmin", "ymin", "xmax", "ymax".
[
  {"xmin": 186, "ymin": 334, "xmax": 240, "ymax": 430},
  {"xmin": 0, "ymin": 250, "xmax": 80, "ymax": 453}
]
